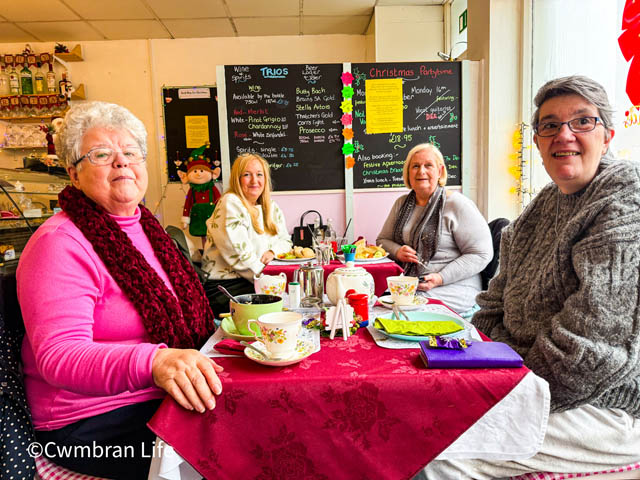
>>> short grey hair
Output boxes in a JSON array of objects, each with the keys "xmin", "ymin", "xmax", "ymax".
[
  {"xmin": 532, "ymin": 75, "xmax": 614, "ymax": 141},
  {"xmin": 402, "ymin": 143, "xmax": 448, "ymax": 189},
  {"xmin": 55, "ymin": 101, "xmax": 148, "ymax": 168}
]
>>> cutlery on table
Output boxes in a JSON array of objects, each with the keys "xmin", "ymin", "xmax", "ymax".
[
  {"xmin": 239, "ymin": 341, "xmax": 289, "ymax": 362},
  {"xmin": 391, "ymin": 303, "xmax": 410, "ymax": 321}
]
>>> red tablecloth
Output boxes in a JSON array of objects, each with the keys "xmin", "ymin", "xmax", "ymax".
[
  {"xmin": 148, "ymin": 329, "xmax": 529, "ymax": 480},
  {"xmin": 262, "ymin": 259, "xmax": 404, "ymax": 297}
]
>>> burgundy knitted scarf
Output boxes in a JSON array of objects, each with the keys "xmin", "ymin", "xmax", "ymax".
[{"xmin": 58, "ymin": 186, "xmax": 215, "ymax": 349}]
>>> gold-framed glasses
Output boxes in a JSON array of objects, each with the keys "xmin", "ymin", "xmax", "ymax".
[
  {"xmin": 535, "ymin": 116, "xmax": 601, "ymax": 137},
  {"xmin": 74, "ymin": 147, "xmax": 146, "ymax": 166}
]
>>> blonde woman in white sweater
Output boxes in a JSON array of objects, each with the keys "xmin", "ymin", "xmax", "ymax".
[{"xmin": 202, "ymin": 153, "xmax": 292, "ymax": 315}]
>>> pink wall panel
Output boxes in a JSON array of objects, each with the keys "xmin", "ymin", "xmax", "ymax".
[
  {"xmin": 353, "ymin": 189, "xmax": 408, "ymax": 244},
  {"xmin": 273, "ymin": 192, "xmax": 345, "ymax": 237},
  {"xmin": 273, "ymin": 189, "xmax": 408, "ymax": 245}
]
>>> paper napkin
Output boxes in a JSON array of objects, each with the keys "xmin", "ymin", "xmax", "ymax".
[{"xmin": 374, "ymin": 318, "xmax": 463, "ymax": 336}]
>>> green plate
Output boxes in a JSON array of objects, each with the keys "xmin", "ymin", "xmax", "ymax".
[{"xmin": 220, "ymin": 317, "xmax": 261, "ymax": 341}]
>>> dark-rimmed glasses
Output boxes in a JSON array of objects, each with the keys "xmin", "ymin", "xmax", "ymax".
[
  {"xmin": 73, "ymin": 147, "xmax": 146, "ymax": 166},
  {"xmin": 535, "ymin": 116, "xmax": 602, "ymax": 137}
]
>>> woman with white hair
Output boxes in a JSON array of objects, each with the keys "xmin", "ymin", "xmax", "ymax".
[
  {"xmin": 17, "ymin": 101, "xmax": 222, "ymax": 479},
  {"xmin": 377, "ymin": 143, "xmax": 493, "ymax": 314}
]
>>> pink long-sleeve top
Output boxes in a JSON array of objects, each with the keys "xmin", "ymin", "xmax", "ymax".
[{"xmin": 18, "ymin": 209, "xmax": 170, "ymax": 430}]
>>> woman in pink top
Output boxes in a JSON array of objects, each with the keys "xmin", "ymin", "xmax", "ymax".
[{"xmin": 17, "ymin": 101, "xmax": 222, "ymax": 479}]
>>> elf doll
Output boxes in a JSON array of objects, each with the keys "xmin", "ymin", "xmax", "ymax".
[{"xmin": 179, "ymin": 144, "xmax": 221, "ymax": 247}]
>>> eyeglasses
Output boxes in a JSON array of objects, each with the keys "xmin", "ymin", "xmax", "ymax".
[
  {"xmin": 535, "ymin": 116, "xmax": 602, "ymax": 137},
  {"xmin": 74, "ymin": 147, "xmax": 146, "ymax": 166}
]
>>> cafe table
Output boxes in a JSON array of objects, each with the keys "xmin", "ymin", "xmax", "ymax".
[
  {"xmin": 147, "ymin": 300, "xmax": 549, "ymax": 480},
  {"xmin": 263, "ymin": 257, "xmax": 404, "ymax": 297}
]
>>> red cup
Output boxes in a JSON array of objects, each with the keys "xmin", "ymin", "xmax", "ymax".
[{"xmin": 345, "ymin": 291, "xmax": 369, "ymax": 326}]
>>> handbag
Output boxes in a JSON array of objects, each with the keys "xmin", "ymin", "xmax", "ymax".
[{"xmin": 291, "ymin": 210, "xmax": 325, "ymax": 247}]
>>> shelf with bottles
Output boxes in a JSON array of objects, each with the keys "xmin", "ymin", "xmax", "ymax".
[{"xmin": 0, "ymin": 45, "xmax": 85, "ymax": 110}]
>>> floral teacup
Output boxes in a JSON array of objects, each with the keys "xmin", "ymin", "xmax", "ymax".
[
  {"xmin": 248, "ymin": 312, "xmax": 302, "ymax": 359},
  {"xmin": 386, "ymin": 275, "xmax": 419, "ymax": 306},
  {"xmin": 253, "ymin": 272, "xmax": 287, "ymax": 296}
]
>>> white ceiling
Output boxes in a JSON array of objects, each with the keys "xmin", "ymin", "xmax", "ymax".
[{"xmin": 0, "ymin": 0, "xmax": 446, "ymax": 42}]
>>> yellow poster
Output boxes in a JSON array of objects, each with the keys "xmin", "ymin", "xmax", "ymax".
[
  {"xmin": 365, "ymin": 78, "xmax": 403, "ymax": 134},
  {"xmin": 184, "ymin": 116, "xmax": 210, "ymax": 148}
]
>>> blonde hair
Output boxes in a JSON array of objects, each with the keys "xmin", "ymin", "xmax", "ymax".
[
  {"xmin": 225, "ymin": 153, "xmax": 278, "ymax": 235},
  {"xmin": 402, "ymin": 143, "xmax": 448, "ymax": 189}
]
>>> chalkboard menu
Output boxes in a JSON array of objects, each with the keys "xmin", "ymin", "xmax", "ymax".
[
  {"xmin": 351, "ymin": 62, "xmax": 462, "ymax": 188},
  {"xmin": 162, "ymin": 87, "xmax": 221, "ymax": 183},
  {"xmin": 224, "ymin": 64, "xmax": 344, "ymax": 191}
]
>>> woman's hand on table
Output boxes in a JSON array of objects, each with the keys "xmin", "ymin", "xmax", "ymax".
[
  {"xmin": 418, "ymin": 273, "xmax": 443, "ymax": 291},
  {"xmin": 396, "ymin": 245, "xmax": 418, "ymax": 263},
  {"xmin": 260, "ymin": 250, "xmax": 275, "ymax": 264},
  {"xmin": 152, "ymin": 348, "xmax": 224, "ymax": 413}
]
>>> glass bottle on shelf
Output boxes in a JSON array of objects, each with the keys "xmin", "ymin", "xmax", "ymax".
[
  {"xmin": 8, "ymin": 63, "xmax": 20, "ymax": 95},
  {"xmin": 46, "ymin": 63, "xmax": 57, "ymax": 93},
  {"xmin": 33, "ymin": 63, "xmax": 46, "ymax": 94},
  {"xmin": 59, "ymin": 71, "xmax": 71, "ymax": 100},
  {"xmin": 0, "ymin": 65, "xmax": 10, "ymax": 95},
  {"xmin": 20, "ymin": 63, "xmax": 34, "ymax": 95}
]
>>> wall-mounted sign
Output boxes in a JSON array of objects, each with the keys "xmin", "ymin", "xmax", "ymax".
[{"xmin": 459, "ymin": 9, "xmax": 467, "ymax": 33}]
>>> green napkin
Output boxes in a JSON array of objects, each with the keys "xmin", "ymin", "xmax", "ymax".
[{"xmin": 374, "ymin": 318, "xmax": 463, "ymax": 336}]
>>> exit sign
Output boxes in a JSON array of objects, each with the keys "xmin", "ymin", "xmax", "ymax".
[{"xmin": 459, "ymin": 9, "xmax": 467, "ymax": 33}]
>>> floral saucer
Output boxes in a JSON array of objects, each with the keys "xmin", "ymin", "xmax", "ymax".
[
  {"xmin": 378, "ymin": 295, "xmax": 428, "ymax": 311},
  {"xmin": 220, "ymin": 317, "xmax": 261, "ymax": 342},
  {"xmin": 244, "ymin": 339, "xmax": 315, "ymax": 367}
]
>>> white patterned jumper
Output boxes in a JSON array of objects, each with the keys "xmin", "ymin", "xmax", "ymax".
[
  {"xmin": 377, "ymin": 192, "xmax": 493, "ymax": 313},
  {"xmin": 201, "ymin": 193, "xmax": 292, "ymax": 282},
  {"xmin": 473, "ymin": 157, "xmax": 640, "ymax": 417}
]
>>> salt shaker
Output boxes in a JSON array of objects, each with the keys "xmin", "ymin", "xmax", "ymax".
[{"xmin": 288, "ymin": 281, "xmax": 301, "ymax": 309}]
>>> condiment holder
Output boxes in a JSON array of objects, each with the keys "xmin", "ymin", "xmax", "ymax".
[{"xmin": 325, "ymin": 299, "xmax": 355, "ymax": 341}]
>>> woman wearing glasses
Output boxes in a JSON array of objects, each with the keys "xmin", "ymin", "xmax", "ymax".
[
  {"xmin": 17, "ymin": 102, "xmax": 222, "ymax": 479},
  {"xmin": 424, "ymin": 77, "xmax": 640, "ymax": 478}
]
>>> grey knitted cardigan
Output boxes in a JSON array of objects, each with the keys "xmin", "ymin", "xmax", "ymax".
[{"xmin": 473, "ymin": 157, "xmax": 640, "ymax": 417}]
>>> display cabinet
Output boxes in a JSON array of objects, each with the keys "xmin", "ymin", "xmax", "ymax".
[{"xmin": 0, "ymin": 168, "xmax": 68, "ymax": 269}]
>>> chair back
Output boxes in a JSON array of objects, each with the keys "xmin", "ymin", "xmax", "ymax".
[
  {"xmin": 166, "ymin": 225, "xmax": 207, "ymax": 284},
  {"xmin": 480, "ymin": 218, "xmax": 510, "ymax": 290}
]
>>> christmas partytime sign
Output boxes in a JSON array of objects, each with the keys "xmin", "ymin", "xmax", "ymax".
[{"xmin": 349, "ymin": 62, "xmax": 462, "ymax": 189}]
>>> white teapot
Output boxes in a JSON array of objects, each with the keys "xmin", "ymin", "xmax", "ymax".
[
  {"xmin": 325, "ymin": 263, "xmax": 375, "ymax": 305},
  {"xmin": 253, "ymin": 272, "xmax": 287, "ymax": 296}
]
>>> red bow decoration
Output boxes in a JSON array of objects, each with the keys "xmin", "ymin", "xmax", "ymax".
[{"xmin": 619, "ymin": 0, "xmax": 640, "ymax": 105}]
